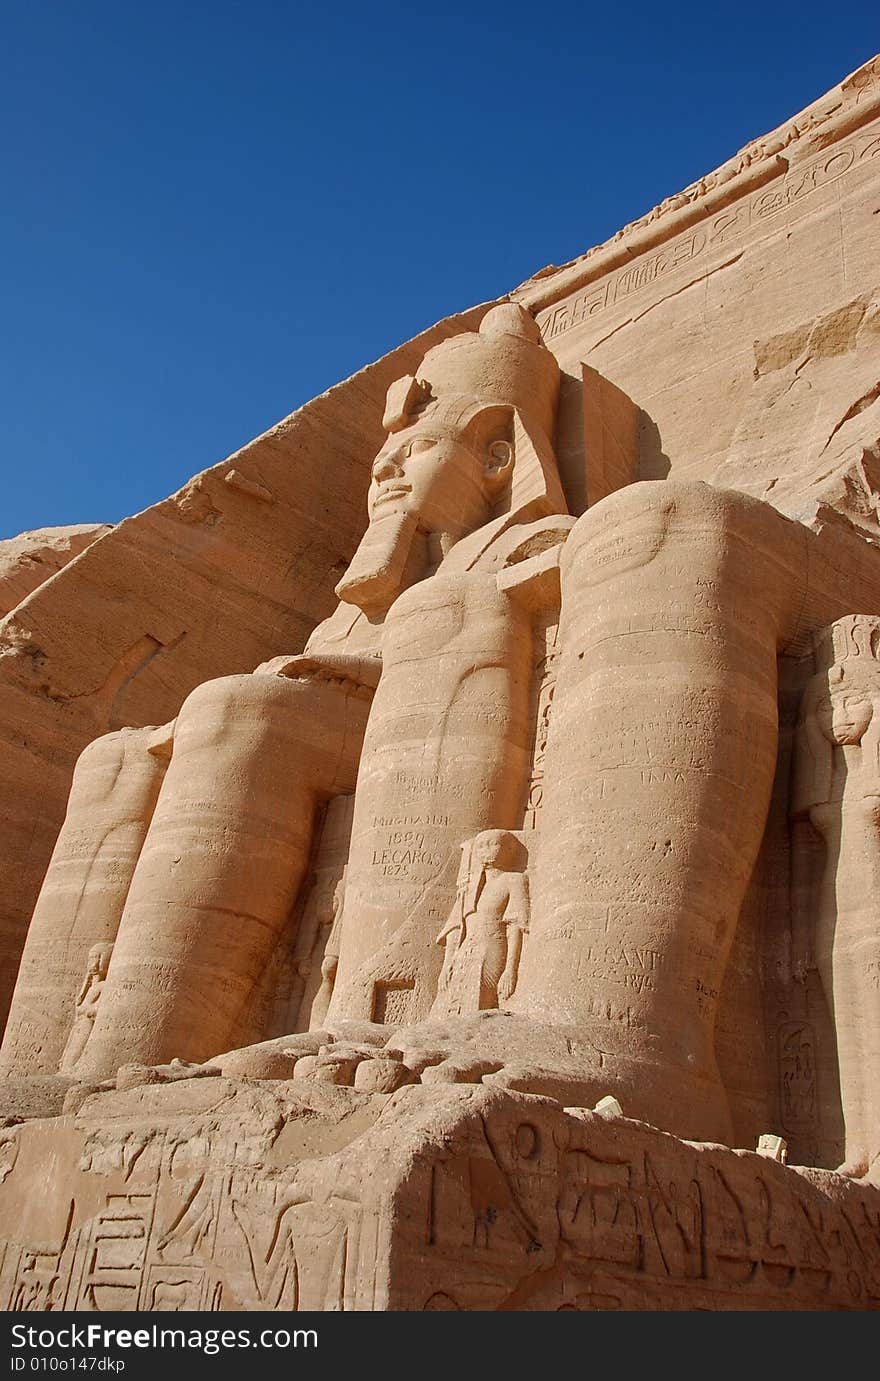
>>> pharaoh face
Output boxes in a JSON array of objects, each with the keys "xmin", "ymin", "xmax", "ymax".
[
  {"xmin": 472, "ymin": 830, "xmax": 520, "ymax": 870},
  {"xmin": 827, "ymin": 681, "xmax": 874, "ymax": 746},
  {"xmin": 367, "ymin": 418, "xmax": 512, "ymax": 541},
  {"xmin": 336, "ymin": 394, "xmax": 517, "ymax": 614},
  {"xmin": 87, "ymin": 943, "xmax": 113, "ymax": 979},
  {"xmin": 814, "ymin": 665, "xmax": 875, "ymax": 747}
]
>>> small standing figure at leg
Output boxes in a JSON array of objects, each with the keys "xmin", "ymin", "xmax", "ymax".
[
  {"xmin": 792, "ymin": 613, "xmax": 880, "ymax": 1179},
  {"xmin": 431, "ymin": 830, "xmax": 529, "ymax": 1017},
  {"xmin": 59, "ymin": 943, "xmax": 113, "ymax": 1075},
  {"xmin": 309, "ymin": 868, "xmax": 348, "ymax": 1030}
]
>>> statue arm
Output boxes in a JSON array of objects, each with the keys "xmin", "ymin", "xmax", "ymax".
[
  {"xmin": 254, "ymin": 600, "xmax": 384, "ymax": 689},
  {"xmin": 78, "ymin": 978, "xmax": 104, "ymax": 1016},
  {"xmin": 498, "ymin": 873, "xmax": 529, "ymax": 1001},
  {"xmin": 789, "ymin": 818, "xmax": 819, "ymax": 980},
  {"xmin": 503, "ymin": 872, "xmax": 530, "ymax": 931},
  {"xmin": 73, "ymin": 977, "xmax": 92, "ymax": 1010},
  {"xmin": 254, "ymin": 651, "xmax": 382, "ymax": 691},
  {"xmin": 497, "ymin": 925, "xmax": 523, "ymax": 1003},
  {"xmin": 435, "ymin": 911, "xmax": 463, "ymax": 945},
  {"xmin": 791, "ymin": 677, "xmax": 834, "ymax": 818}
]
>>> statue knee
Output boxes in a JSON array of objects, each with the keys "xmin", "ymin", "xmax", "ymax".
[
  {"xmin": 75, "ymin": 725, "xmax": 129, "ymax": 771},
  {"xmin": 172, "ymin": 670, "xmax": 367, "ymax": 792},
  {"xmin": 566, "ymin": 478, "xmax": 738, "ymax": 559},
  {"xmin": 562, "ymin": 480, "xmax": 798, "ymax": 636},
  {"xmin": 178, "ymin": 669, "xmax": 290, "ymax": 717},
  {"xmin": 174, "ymin": 672, "xmax": 311, "ymax": 753}
]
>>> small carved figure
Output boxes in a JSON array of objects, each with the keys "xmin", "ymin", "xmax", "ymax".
[
  {"xmin": 59, "ymin": 943, "xmax": 113, "ymax": 1074},
  {"xmin": 792, "ymin": 613, "xmax": 880, "ymax": 1176},
  {"xmin": 431, "ymin": 830, "xmax": 529, "ymax": 1016},
  {"xmin": 309, "ymin": 867, "xmax": 347, "ymax": 1029}
]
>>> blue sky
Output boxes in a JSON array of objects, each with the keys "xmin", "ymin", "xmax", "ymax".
[{"xmin": 1, "ymin": 1, "xmax": 877, "ymax": 537}]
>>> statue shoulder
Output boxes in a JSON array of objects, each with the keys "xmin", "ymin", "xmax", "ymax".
[
  {"xmin": 304, "ymin": 602, "xmax": 384, "ymax": 660},
  {"xmin": 440, "ymin": 511, "xmax": 576, "ymax": 577}
]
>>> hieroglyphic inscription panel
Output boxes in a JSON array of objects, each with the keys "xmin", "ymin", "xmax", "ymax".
[
  {"xmin": 392, "ymin": 1096, "xmax": 880, "ymax": 1312},
  {"xmin": 0, "ymin": 1104, "xmax": 377, "ymax": 1313},
  {"xmin": 537, "ymin": 128, "xmax": 880, "ymax": 343}
]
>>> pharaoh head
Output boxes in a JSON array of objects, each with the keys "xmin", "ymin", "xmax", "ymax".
[
  {"xmin": 792, "ymin": 614, "xmax": 880, "ymax": 813},
  {"xmin": 87, "ymin": 943, "xmax": 113, "ymax": 980},
  {"xmin": 335, "ymin": 303, "xmax": 564, "ymax": 613},
  {"xmin": 814, "ymin": 614, "xmax": 880, "ymax": 747},
  {"xmin": 470, "ymin": 829, "xmax": 526, "ymax": 873}
]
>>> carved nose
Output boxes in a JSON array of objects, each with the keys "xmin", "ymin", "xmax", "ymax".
[{"xmin": 372, "ymin": 454, "xmax": 402, "ymax": 483}]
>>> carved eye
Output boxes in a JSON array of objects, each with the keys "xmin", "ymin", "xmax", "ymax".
[
  {"xmin": 405, "ymin": 437, "xmax": 436, "ymax": 457},
  {"xmin": 841, "ymin": 695, "xmax": 871, "ymax": 717}
]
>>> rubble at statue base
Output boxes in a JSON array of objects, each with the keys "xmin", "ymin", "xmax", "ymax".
[{"xmin": 1, "ymin": 56, "xmax": 879, "ymax": 1312}]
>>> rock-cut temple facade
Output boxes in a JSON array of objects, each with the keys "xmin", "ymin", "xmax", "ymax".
[{"xmin": 0, "ymin": 57, "xmax": 879, "ymax": 1312}]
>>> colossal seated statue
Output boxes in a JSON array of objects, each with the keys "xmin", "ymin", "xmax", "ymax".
[
  {"xmin": 2, "ymin": 302, "xmax": 879, "ymax": 1172},
  {"xmin": 0, "ymin": 303, "xmax": 567, "ymax": 1079}
]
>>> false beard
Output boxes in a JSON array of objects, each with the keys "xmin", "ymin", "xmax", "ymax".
[{"xmin": 334, "ymin": 510, "xmax": 427, "ymax": 614}]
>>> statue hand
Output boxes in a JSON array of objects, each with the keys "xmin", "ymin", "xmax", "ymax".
[
  {"xmin": 254, "ymin": 654, "xmax": 311, "ymax": 677},
  {"xmin": 497, "ymin": 970, "xmax": 516, "ymax": 1003},
  {"xmin": 254, "ymin": 652, "xmax": 382, "ymax": 690}
]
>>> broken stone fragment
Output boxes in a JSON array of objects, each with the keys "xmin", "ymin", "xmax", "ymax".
[
  {"xmin": 353, "ymin": 1058, "xmax": 412, "ymax": 1094},
  {"xmin": 756, "ymin": 1133, "xmax": 788, "ymax": 1163},
  {"xmin": 594, "ymin": 1095, "xmax": 625, "ymax": 1117}
]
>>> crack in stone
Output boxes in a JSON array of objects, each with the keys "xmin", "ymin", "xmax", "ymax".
[
  {"xmin": 588, "ymin": 252, "xmax": 744, "ymax": 352},
  {"xmin": 815, "ymin": 380, "xmax": 880, "ymax": 461}
]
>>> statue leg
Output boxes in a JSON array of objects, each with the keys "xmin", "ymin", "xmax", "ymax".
[
  {"xmin": 309, "ymin": 955, "xmax": 339, "ymax": 1030},
  {"xmin": 514, "ymin": 481, "xmax": 813, "ymax": 1141},
  {"xmin": 328, "ymin": 573, "xmax": 534, "ymax": 1025},
  {"xmin": 76, "ymin": 672, "xmax": 369, "ymax": 1079},
  {"xmin": 0, "ymin": 726, "xmax": 169, "ymax": 1076},
  {"xmin": 812, "ymin": 804, "xmax": 880, "ymax": 1173}
]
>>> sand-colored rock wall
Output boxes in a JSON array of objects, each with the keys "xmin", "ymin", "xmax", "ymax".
[
  {"xmin": 519, "ymin": 56, "xmax": 880, "ymax": 531},
  {"xmin": 0, "ymin": 526, "xmax": 111, "ymax": 616}
]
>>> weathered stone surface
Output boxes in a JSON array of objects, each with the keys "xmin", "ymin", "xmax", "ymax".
[
  {"xmin": 0, "ymin": 1078, "xmax": 876, "ymax": 1311},
  {"xmin": 1, "ymin": 56, "xmax": 879, "ymax": 1312},
  {"xmin": 0, "ymin": 525, "xmax": 110, "ymax": 617},
  {"xmin": 516, "ymin": 55, "xmax": 880, "ymax": 526}
]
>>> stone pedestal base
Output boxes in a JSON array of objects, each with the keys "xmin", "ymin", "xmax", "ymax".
[{"xmin": 0, "ymin": 1074, "xmax": 877, "ymax": 1311}]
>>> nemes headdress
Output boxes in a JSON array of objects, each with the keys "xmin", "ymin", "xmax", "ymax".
[{"xmin": 336, "ymin": 304, "xmax": 565, "ymax": 613}]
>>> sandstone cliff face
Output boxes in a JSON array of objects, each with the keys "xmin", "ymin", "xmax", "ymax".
[
  {"xmin": 517, "ymin": 55, "xmax": 880, "ymax": 533},
  {"xmin": 0, "ymin": 304, "xmax": 489, "ymax": 1024},
  {"xmin": 0, "ymin": 525, "xmax": 110, "ymax": 617}
]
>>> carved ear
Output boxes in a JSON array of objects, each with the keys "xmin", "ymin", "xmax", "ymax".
[{"xmin": 483, "ymin": 439, "xmax": 514, "ymax": 492}]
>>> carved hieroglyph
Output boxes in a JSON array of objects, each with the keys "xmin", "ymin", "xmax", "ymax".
[
  {"xmin": 0, "ymin": 1081, "xmax": 876, "ymax": 1312},
  {"xmin": 1, "ymin": 56, "xmax": 880, "ymax": 1313}
]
